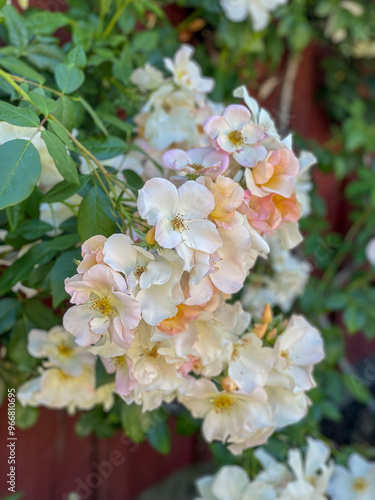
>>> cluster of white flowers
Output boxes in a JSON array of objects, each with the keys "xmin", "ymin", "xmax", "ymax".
[
  {"xmin": 18, "ymin": 326, "xmax": 115, "ymax": 414},
  {"xmin": 196, "ymin": 438, "xmax": 375, "ymax": 499},
  {"xmin": 14, "ymin": 45, "xmax": 324, "ymax": 454},
  {"xmin": 220, "ymin": 0, "xmax": 289, "ymax": 31}
]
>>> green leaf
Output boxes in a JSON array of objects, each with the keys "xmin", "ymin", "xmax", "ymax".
[
  {"xmin": 0, "ymin": 139, "xmax": 41, "ymax": 210},
  {"xmin": 42, "ymin": 176, "xmax": 90, "ymax": 203},
  {"xmin": 55, "ymin": 63, "xmax": 84, "ymax": 94},
  {"xmin": 146, "ymin": 418, "xmax": 171, "ymax": 455},
  {"xmin": 44, "ymin": 233, "xmax": 80, "ymax": 250},
  {"xmin": 41, "ymin": 130, "xmax": 79, "ymax": 185},
  {"xmin": 28, "ymin": 90, "xmax": 56, "ymax": 115},
  {"xmin": 113, "ymin": 45, "xmax": 133, "ymax": 84},
  {"xmin": 51, "ymin": 96, "xmax": 76, "ymax": 130},
  {"xmin": 0, "ymin": 57, "xmax": 44, "ymax": 84},
  {"xmin": 97, "ymin": 112, "xmax": 134, "ymax": 136},
  {"xmin": 6, "ymin": 202, "xmax": 25, "ymax": 232},
  {"xmin": 122, "ymin": 170, "xmax": 143, "ymax": 191},
  {"xmin": 25, "ymin": 11, "xmax": 70, "ymax": 35},
  {"xmin": 0, "ymin": 243, "xmax": 56, "ymax": 296},
  {"xmin": 26, "ymin": 43, "xmax": 64, "ymax": 71},
  {"xmin": 120, "ymin": 403, "xmax": 150, "ymax": 443},
  {"xmin": 0, "ymin": 101, "xmax": 39, "ymax": 127},
  {"xmin": 47, "ymin": 119, "xmax": 75, "ymax": 151},
  {"xmin": 7, "ymin": 319, "xmax": 36, "ymax": 371},
  {"xmin": 80, "ymin": 136, "xmax": 128, "ymax": 160},
  {"xmin": 0, "ymin": 298, "xmax": 21, "ymax": 335},
  {"xmin": 15, "ymin": 401, "xmax": 39, "ymax": 429},
  {"xmin": 50, "ymin": 248, "xmax": 81, "ymax": 307},
  {"xmin": 67, "ymin": 46, "xmax": 87, "ymax": 67},
  {"xmin": 79, "ymin": 97, "xmax": 109, "ymax": 136},
  {"xmin": 25, "ymin": 299, "xmax": 59, "ymax": 329},
  {"xmin": 343, "ymin": 373, "xmax": 373, "ymax": 404},
  {"xmin": 16, "ymin": 219, "xmax": 53, "ymax": 240},
  {"xmin": 2, "ymin": 4, "xmax": 29, "ymax": 47},
  {"xmin": 78, "ymin": 186, "xmax": 116, "ymax": 241},
  {"xmin": 132, "ymin": 31, "xmax": 158, "ymax": 53}
]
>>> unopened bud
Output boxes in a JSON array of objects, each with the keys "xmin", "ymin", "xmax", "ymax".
[
  {"xmin": 253, "ymin": 322, "xmax": 267, "ymax": 339},
  {"xmin": 266, "ymin": 328, "xmax": 277, "ymax": 341},
  {"xmin": 222, "ymin": 377, "xmax": 237, "ymax": 392},
  {"xmin": 145, "ymin": 226, "xmax": 156, "ymax": 246},
  {"xmin": 261, "ymin": 303, "xmax": 273, "ymax": 324}
]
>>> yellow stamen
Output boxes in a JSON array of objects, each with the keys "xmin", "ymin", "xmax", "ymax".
[
  {"xmin": 134, "ymin": 265, "xmax": 147, "ymax": 280},
  {"xmin": 353, "ymin": 478, "xmax": 368, "ymax": 492},
  {"xmin": 58, "ymin": 344, "xmax": 73, "ymax": 357},
  {"xmin": 189, "ymin": 162, "xmax": 204, "ymax": 171},
  {"xmin": 90, "ymin": 297, "xmax": 116, "ymax": 317},
  {"xmin": 228, "ymin": 130, "xmax": 244, "ymax": 149},
  {"xmin": 171, "ymin": 214, "xmax": 186, "ymax": 232},
  {"xmin": 213, "ymin": 394, "xmax": 237, "ymax": 414}
]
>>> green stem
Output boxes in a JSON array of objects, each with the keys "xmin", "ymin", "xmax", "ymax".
[{"xmin": 103, "ymin": 1, "xmax": 130, "ymax": 39}]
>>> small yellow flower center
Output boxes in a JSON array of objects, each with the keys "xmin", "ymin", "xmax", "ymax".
[
  {"xmin": 353, "ymin": 478, "xmax": 368, "ymax": 492},
  {"xmin": 58, "ymin": 371, "xmax": 74, "ymax": 381},
  {"xmin": 113, "ymin": 356, "xmax": 126, "ymax": 369},
  {"xmin": 58, "ymin": 344, "xmax": 73, "ymax": 357},
  {"xmin": 213, "ymin": 394, "xmax": 237, "ymax": 415},
  {"xmin": 171, "ymin": 214, "xmax": 186, "ymax": 232},
  {"xmin": 280, "ymin": 349, "xmax": 291, "ymax": 364},
  {"xmin": 134, "ymin": 265, "xmax": 147, "ymax": 280},
  {"xmin": 90, "ymin": 296, "xmax": 116, "ymax": 317},
  {"xmin": 145, "ymin": 345, "xmax": 159, "ymax": 358},
  {"xmin": 228, "ymin": 130, "xmax": 244, "ymax": 148}
]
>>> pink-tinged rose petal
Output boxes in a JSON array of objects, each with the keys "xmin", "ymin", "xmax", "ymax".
[
  {"xmin": 204, "ymin": 116, "xmax": 231, "ymax": 140},
  {"xmin": 222, "ymin": 104, "xmax": 251, "ymax": 129},
  {"xmin": 241, "ymin": 123, "xmax": 266, "ymax": 144},
  {"xmin": 234, "ymin": 144, "xmax": 267, "ymax": 167},
  {"xmin": 183, "ymin": 219, "xmax": 222, "ymax": 254},
  {"xmin": 63, "ymin": 305, "xmax": 101, "ymax": 346},
  {"xmin": 162, "ymin": 149, "xmax": 191, "ymax": 171},
  {"xmin": 112, "ymin": 291, "xmax": 141, "ymax": 331}
]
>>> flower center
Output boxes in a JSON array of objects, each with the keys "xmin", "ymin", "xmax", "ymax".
[
  {"xmin": 134, "ymin": 265, "xmax": 147, "ymax": 280},
  {"xmin": 58, "ymin": 344, "xmax": 73, "ymax": 357},
  {"xmin": 90, "ymin": 296, "xmax": 116, "ymax": 317},
  {"xmin": 145, "ymin": 345, "xmax": 159, "ymax": 358},
  {"xmin": 189, "ymin": 162, "xmax": 204, "ymax": 171},
  {"xmin": 171, "ymin": 214, "xmax": 186, "ymax": 232},
  {"xmin": 228, "ymin": 130, "xmax": 244, "ymax": 148},
  {"xmin": 353, "ymin": 478, "xmax": 368, "ymax": 492},
  {"xmin": 280, "ymin": 349, "xmax": 291, "ymax": 365},
  {"xmin": 113, "ymin": 356, "xmax": 126, "ymax": 369},
  {"xmin": 213, "ymin": 394, "xmax": 237, "ymax": 414}
]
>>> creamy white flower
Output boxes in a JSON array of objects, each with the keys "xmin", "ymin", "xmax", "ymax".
[
  {"xmin": 28, "ymin": 326, "xmax": 94, "ymax": 376},
  {"xmin": 18, "ymin": 365, "xmax": 97, "ymax": 413},
  {"xmin": 103, "ymin": 234, "xmax": 185, "ymax": 325},
  {"xmin": 64, "ymin": 264, "xmax": 141, "ymax": 346},
  {"xmin": 273, "ymin": 315, "xmax": 324, "ymax": 391},
  {"xmin": 327, "ymin": 453, "xmax": 375, "ymax": 500},
  {"xmin": 164, "ymin": 44, "xmax": 214, "ymax": 94},
  {"xmin": 220, "ymin": 0, "xmax": 289, "ymax": 31},
  {"xmin": 123, "ymin": 321, "xmax": 187, "ymax": 411},
  {"xmin": 130, "ymin": 63, "xmax": 165, "ymax": 92},
  {"xmin": 138, "ymin": 178, "xmax": 222, "ymax": 270},
  {"xmin": 179, "ymin": 378, "xmax": 273, "ymax": 446},
  {"xmin": 228, "ymin": 332, "xmax": 275, "ymax": 393}
]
